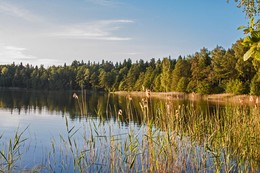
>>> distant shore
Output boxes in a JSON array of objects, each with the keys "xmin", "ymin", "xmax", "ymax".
[{"xmin": 111, "ymin": 91, "xmax": 260, "ymax": 106}]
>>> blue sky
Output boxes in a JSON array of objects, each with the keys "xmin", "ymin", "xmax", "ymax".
[{"xmin": 0, "ymin": 0, "xmax": 247, "ymax": 66}]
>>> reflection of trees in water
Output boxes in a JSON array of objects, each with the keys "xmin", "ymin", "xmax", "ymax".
[
  {"xmin": 0, "ymin": 89, "xmax": 75, "ymax": 116},
  {"xmin": 0, "ymin": 89, "xmax": 256, "ymax": 124}
]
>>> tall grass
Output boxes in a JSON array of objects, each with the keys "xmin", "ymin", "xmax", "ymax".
[
  {"xmin": 0, "ymin": 126, "xmax": 29, "ymax": 172},
  {"xmin": 73, "ymin": 89, "xmax": 87, "ymax": 116},
  {"xmin": 0, "ymin": 90, "xmax": 259, "ymax": 172},
  {"xmin": 147, "ymin": 101, "xmax": 260, "ymax": 172}
]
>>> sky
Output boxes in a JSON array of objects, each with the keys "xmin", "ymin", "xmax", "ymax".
[{"xmin": 0, "ymin": 0, "xmax": 248, "ymax": 66}]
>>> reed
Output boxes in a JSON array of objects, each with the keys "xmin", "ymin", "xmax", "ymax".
[
  {"xmin": 0, "ymin": 90, "xmax": 259, "ymax": 172},
  {"xmin": 73, "ymin": 89, "xmax": 87, "ymax": 116},
  {"xmin": 0, "ymin": 126, "xmax": 29, "ymax": 172}
]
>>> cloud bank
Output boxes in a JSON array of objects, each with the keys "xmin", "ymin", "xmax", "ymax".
[
  {"xmin": 0, "ymin": 44, "xmax": 62, "ymax": 66},
  {"xmin": 51, "ymin": 19, "xmax": 134, "ymax": 41}
]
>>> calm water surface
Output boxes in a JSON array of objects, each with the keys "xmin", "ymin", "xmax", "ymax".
[{"xmin": 0, "ymin": 89, "xmax": 258, "ymax": 172}]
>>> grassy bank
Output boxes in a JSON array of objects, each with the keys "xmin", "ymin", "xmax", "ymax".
[{"xmin": 112, "ymin": 91, "xmax": 260, "ymax": 106}]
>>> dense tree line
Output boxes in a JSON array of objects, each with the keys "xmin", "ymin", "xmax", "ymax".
[{"xmin": 1, "ymin": 40, "xmax": 260, "ymax": 95}]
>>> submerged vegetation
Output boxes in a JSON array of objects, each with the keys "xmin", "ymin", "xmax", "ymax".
[
  {"xmin": 1, "ymin": 39, "xmax": 260, "ymax": 95},
  {"xmin": 0, "ymin": 90, "xmax": 259, "ymax": 172}
]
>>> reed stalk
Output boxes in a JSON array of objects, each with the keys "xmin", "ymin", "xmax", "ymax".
[{"xmin": 0, "ymin": 126, "xmax": 29, "ymax": 172}]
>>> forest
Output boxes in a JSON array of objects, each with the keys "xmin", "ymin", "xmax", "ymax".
[{"xmin": 1, "ymin": 39, "xmax": 260, "ymax": 95}]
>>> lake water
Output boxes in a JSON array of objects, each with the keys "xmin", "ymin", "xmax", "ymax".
[{"xmin": 0, "ymin": 89, "xmax": 259, "ymax": 172}]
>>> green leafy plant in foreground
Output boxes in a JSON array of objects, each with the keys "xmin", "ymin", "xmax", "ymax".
[{"xmin": 239, "ymin": 17, "xmax": 260, "ymax": 61}]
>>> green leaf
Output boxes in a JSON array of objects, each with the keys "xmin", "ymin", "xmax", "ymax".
[
  {"xmin": 243, "ymin": 36, "xmax": 253, "ymax": 47},
  {"xmin": 0, "ymin": 150, "xmax": 8, "ymax": 162},
  {"xmin": 254, "ymin": 50, "xmax": 260, "ymax": 61},
  {"xmin": 250, "ymin": 17, "xmax": 255, "ymax": 28},
  {"xmin": 243, "ymin": 46, "xmax": 256, "ymax": 61},
  {"xmin": 243, "ymin": 36, "xmax": 252, "ymax": 43},
  {"xmin": 129, "ymin": 155, "xmax": 136, "ymax": 169},
  {"xmin": 251, "ymin": 31, "xmax": 260, "ymax": 41},
  {"xmin": 243, "ymin": 28, "xmax": 250, "ymax": 34},
  {"xmin": 237, "ymin": 25, "xmax": 245, "ymax": 30}
]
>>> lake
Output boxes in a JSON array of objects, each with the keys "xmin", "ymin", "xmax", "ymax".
[{"xmin": 0, "ymin": 89, "xmax": 259, "ymax": 172}]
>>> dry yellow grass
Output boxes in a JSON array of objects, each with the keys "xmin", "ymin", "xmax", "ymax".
[{"xmin": 112, "ymin": 91, "xmax": 260, "ymax": 106}]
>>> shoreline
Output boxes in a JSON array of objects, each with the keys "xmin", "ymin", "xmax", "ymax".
[{"xmin": 111, "ymin": 91, "xmax": 260, "ymax": 106}]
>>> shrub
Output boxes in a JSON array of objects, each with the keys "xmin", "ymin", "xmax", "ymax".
[
  {"xmin": 196, "ymin": 81, "xmax": 212, "ymax": 94},
  {"xmin": 250, "ymin": 73, "xmax": 260, "ymax": 95},
  {"xmin": 225, "ymin": 79, "xmax": 245, "ymax": 94}
]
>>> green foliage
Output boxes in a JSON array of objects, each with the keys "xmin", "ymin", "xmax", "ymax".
[
  {"xmin": 233, "ymin": 40, "xmax": 256, "ymax": 81},
  {"xmin": 125, "ymin": 67, "xmax": 137, "ymax": 91},
  {"xmin": 99, "ymin": 69, "xmax": 116, "ymax": 91},
  {"xmin": 238, "ymin": 18, "xmax": 260, "ymax": 61},
  {"xmin": 176, "ymin": 77, "xmax": 189, "ymax": 92},
  {"xmin": 171, "ymin": 58, "xmax": 191, "ymax": 91},
  {"xmin": 225, "ymin": 79, "xmax": 245, "ymax": 94},
  {"xmin": 191, "ymin": 48, "xmax": 211, "ymax": 82},
  {"xmin": 160, "ymin": 58, "xmax": 172, "ymax": 91},
  {"xmin": 153, "ymin": 75, "xmax": 162, "ymax": 92},
  {"xmin": 0, "ymin": 39, "xmax": 258, "ymax": 95},
  {"xmin": 186, "ymin": 80, "xmax": 197, "ymax": 93},
  {"xmin": 76, "ymin": 66, "xmax": 90, "ymax": 89},
  {"xmin": 134, "ymin": 72, "xmax": 145, "ymax": 91},
  {"xmin": 230, "ymin": 0, "xmax": 260, "ymax": 61},
  {"xmin": 228, "ymin": 0, "xmax": 260, "ymax": 18},
  {"xmin": 210, "ymin": 46, "xmax": 226, "ymax": 80},
  {"xmin": 196, "ymin": 80, "xmax": 212, "ymax": 94},
  {"xmin": 250, "ymin": 71, "xmax": 260, "ymax": 95}
]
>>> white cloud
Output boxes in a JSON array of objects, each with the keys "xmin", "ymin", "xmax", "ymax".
[
  {"xmin": 50, "ymin": 19, "xmax": 134, "ymax": 41},
  {"xmin": 126, "ymin": 52, "xmax": 142, "ymax": 55},
  {"xmin": 0, "ymin": 44, "xmax": 60, "ymax": 66},
  {"xmin": 98, "ymin": 36, "xmax": 132, "ymax": 41},
  {"xmin": 85, "ymin": 0, "xmax": 122, "ymax": 7},
  {"xmin": 115, "ymin": 52, "xmax": 143, "ymax": 55},
  {"xmin": 0, "ymin": 44, "xmax": 36, "ymax": 63},
  {"xmin": 0, "ymin": 2, "xmax": 41, "ymax": 22},
  {"xmin": 4, "ymin": 46, "xmax": 27, "ymax": 52},
  {"xmin": 35, "ymin": 58, "xmax": 64, "ymax": 67}
]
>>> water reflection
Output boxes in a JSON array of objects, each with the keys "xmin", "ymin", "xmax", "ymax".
[
  {"xmin": 0, "ymin": 89, "xmax": 259, "ymax": 172},
  {"xmin": 0, "ymin": 88, "xmax": 257, "ymax": 125}
]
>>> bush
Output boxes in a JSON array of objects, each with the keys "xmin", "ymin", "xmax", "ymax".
[
  {"xmin": 250, "ymin": 73, "xmax": 260, "ymax": 95},
  {"xmin": 212, "ymin": 86, "xmax": 225, "ymax": 94},
  {"xmin": 196, "ymin": 81, "xmax": 212, "ymax": 94},
  {"xmin": 225, "ymin": 79, "xmax": 245, "ymax": 95}
]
